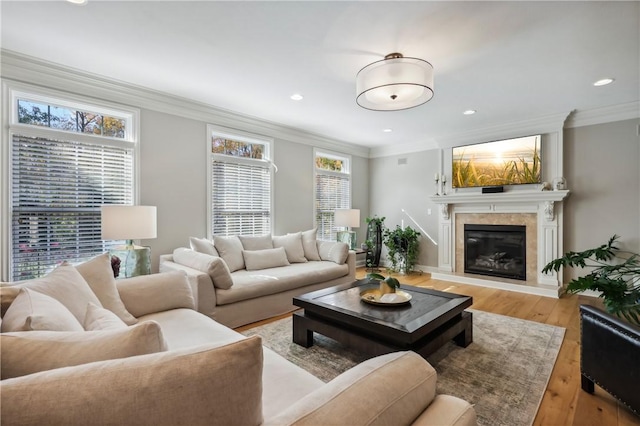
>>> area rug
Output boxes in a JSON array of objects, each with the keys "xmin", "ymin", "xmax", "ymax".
[{"xmin": 242, "ymin": 309, "xmax": 565, "ymax": 426}]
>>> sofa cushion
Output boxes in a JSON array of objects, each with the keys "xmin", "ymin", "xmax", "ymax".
[
  {"xmin": 243, "ymin": 247, "xmax": 290, "ymax": 271},
  {"xmin": 317, "ymin": 240, "xmax": 349, "ymax": 265},
  {"xmin": 75, "ymin": 253, "xmax": 138, "ymax": 325},
  {"xmin": 173, "ymin": 248, "xmax": 233, "ymax": 289},
  {"xmin": 301, "ymin": 228, "xmax": 321, "ymax": 261},
  {"xmin": 189, "ymin": 236, "xmax": 219, "ymax": 257},
  {"xmin": 273, "ymin": 232, "xmax": 307, "ymax": 263},
  {"xmin": 263, "ymin": 351, "xmax": 437, "ymax": 426},
  {"xmin": 239, "ymin": 234, "xmax": 274, "ymax": 251},
  {"xmin": 1, "ymin": 320, "xmax": 168, "ymax": 380},
  {"xmin": 6, "ymin": 262, "xmax": 103, "ymax": 325},
  {"xmin": 116, "ymin": 271, "xmax": 195, "ymax": 318},
  {"xmin": 1, "ymin": 336, "xmax": 264, "ymax": 426},
  {"xmin": 84, "ymin": 302, "xmax": 128, "ymax": 331},
  {"xmin": 0, "ymin": 285, "xmax": 20, "ymax": 317},
  {"xmin": 213, "ymin": 235, "xmax": 246, "ymax": 272},
  {"xmin": 1, "ymin": 288, "xmax": 84, "ymax": 332}
]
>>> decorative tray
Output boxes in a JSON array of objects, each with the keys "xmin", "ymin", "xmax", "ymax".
[{"xmin": 360, "ymin": 289, "xmax": 412, "ymax": 306}]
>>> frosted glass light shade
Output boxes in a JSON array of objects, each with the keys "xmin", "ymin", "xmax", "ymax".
[
  {"xmin": 101, "ymin": 205, "xmax": 157, "ymax": 240},
  {"xmin": 334, "ymin": 209, "xmax": 360, "ymax": 228},
  {"xmin": 356, "ymin": 53, "xmax": 434, "ymax": 111}
]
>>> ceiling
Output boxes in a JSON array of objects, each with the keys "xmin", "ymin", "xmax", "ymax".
[{"xmin": 1, "ymin": 1, "xmax": 639, "ymax": 151}]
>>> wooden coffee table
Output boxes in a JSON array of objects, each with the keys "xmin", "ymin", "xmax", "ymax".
[{"xmin": 292, "ymin": 279, "xmax": 473, "ymax": 359}]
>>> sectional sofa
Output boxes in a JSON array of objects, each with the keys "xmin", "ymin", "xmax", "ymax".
[
  {"xmin": 159, "ymin": 230, "xmax": 356, "ymax": 328},
  {"xmin": 0, "ymin": 253, "xmax": 477, "ymax": 425}
]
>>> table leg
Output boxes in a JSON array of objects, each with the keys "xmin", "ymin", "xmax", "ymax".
[
  {"xmin": 453, "ymin": 311, "xmax": 473, "ymax": 348},
  {"xmin": 293, "ymin": 312, "xmax": 314, "ymax": 348}
]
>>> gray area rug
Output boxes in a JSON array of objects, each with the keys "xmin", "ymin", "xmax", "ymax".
[{"xmin": 242, "ymin": 309, "xmax": 565, "ymax": 426}]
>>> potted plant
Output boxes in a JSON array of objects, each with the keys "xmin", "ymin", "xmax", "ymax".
[
  {"xmin": 542, "ymin": 234, "xmax": 640, "ymax": 325},
  {"xmin": 366, "ymin": 272, "xmax": 400, "ymax": 295},
  {"xmin": 383, "ymin": 225, "xmax": 420, "ymax": 274}
]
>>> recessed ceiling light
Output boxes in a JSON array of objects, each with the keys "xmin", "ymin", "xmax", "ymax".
[
  {"xmin": 593, "ymin": 78, "xmax": 614, "ymax": 87},
  {"xmin": 463, "ymin": 110, "xmax": 476, "ymax": 115},
  {"xmin": 67, "ymin": 0, "xmax": 88, "ymax": 4},
  {"xmin": 383, "ymin": 128, "xmax": 393, "ymax": 133},
  {"xmin": 290, "ymin": 94, "xmax": 303, "ymax": 101}
]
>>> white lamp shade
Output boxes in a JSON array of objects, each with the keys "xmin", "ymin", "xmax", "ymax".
[
  {"xmin": 356, "ymin": 55, "xmax": 434, "ymax": 111},
  {"xmin": 334, "ymin": 209, "xmax": 360, "ymax": 228},
  {"xmin": 101, "ymin": 205, "xmax": 157, "ymax": 240}
]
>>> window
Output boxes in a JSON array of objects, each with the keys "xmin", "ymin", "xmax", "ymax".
[
  {"xmin": 208, "ymin": 125, "xmax": 273, "ymax": 237},
  {"xmin": 4, "ymin": 87, "xmax": 137, "ymax": 281},
  {"xmin": 314, "ymin": 149, "xmax": 351, "ymax": 241}
]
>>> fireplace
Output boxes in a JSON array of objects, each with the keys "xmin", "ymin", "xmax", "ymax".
[{"xmin": 464, "ymin": 224, "xmax": 526, "ymax": 281}]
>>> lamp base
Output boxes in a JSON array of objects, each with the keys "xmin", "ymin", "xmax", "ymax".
[
  {"xmin": 337, "ymin": 231, "xmax": 357, "ymax": 250},
  {"xmin": 109, "ymin": 245, "xmax": 151, "ymax": 278}
]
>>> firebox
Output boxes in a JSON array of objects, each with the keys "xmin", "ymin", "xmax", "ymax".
[{"xmin": 464, "ymin": 224, "xmax": 526, "ymax": 280}]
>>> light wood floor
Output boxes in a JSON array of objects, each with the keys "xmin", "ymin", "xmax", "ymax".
[{"xmin": 236, "ymin": 268, "xmax": 640, "ymax": 425}]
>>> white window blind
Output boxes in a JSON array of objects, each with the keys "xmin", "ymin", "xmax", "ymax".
[
  {"xmin": 10, "ymin": 134, "xmax": 133, "ymax": 281},
  {"xmin": 211, "ymin": 157, "xmax": 271, "ymax": 236},
  {"xmin": 314, "ymin": 151, "xmax": 351, "ymax": 241}
]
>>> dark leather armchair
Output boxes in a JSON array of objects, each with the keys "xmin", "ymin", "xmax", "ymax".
[{"xmin": 580, "ymin": 304, "xmax": 640, "ymax": 416}]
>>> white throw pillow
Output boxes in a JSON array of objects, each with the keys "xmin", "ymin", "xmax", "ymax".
[
  {"xmin": 189, "ymin": 237, "xmax": 219, "ymax": 257},
  {"xmin": 213, "ymin": 235, "xmax": 245, "ymax": 272},
  {"xmin": 273, "ymin": 232, "xmax": 308, "ymax": 263},
  {"xmin": 1, "ymin": 320, "xmax": 168, "ymax": 380},
  {"xmin": 83, "ymin": 302, "xmax": 128, "ymax": 331},
  {"xmin": 243, "ymin": 247, "xmax": 290, "ymax": 271},
  {"xmin": 1, "ymin": 288, "xmax": 84, "ymax": 332},
  {"xmin": 75, "ymin": 253, "xmax": 138, "ymax": 325},
  {"xmin": 239, "ymin": 234, "xmax": 274, "ymax": 251},
  {"xmin": 301, "ymin": 228, "xmax": 321, "ymax": 261},
  {"xmin": 317, "ymin": 241, "xmax": 349, "ymax": 265},
  {"xmin": 173, "ymin": 248, "xmax": 234, "ymax": 290}
]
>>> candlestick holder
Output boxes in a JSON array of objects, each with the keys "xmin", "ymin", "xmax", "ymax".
[
  {"xmin": 434, "ymin": 177, "xmax": 440, "ymax": 196},
  {"xmin": 441, "ymin": 175, "xmax": 447, "ymax": 195}
]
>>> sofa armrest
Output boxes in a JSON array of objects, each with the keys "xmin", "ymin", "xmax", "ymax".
[
  {"xmin": 116, "ymin": 271, "xmax": 195, "ymax": 318},
  {"xmin": 159, "ymin": 255, "xmax": 217, "ymax": 317},
  {"xmin": 264, "ymin": 351, "xmax": 438, "ymax": 426}
]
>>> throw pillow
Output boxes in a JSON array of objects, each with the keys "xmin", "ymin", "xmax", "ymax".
[
  {"xmin": 12, "ymin": 262, "xmax": 103, "ymax": 325},
  {"xmin": 213, "ymin": 235, "xmax": 245, "ymax": 272},
  {"xmin": 116, "ymin": 271, "xmax": 195, "ymax": 318},
  {"xmin": 1, "ymin": 320, "xmax": 168, "ymax": 380},
  {"xmin": 75, "ymin": 253, "xmax": 138, "ymax": 325},
  {"xmin": 317, "ymin": 241, "xmax": 349, "ymax": 265},
  {"xmin": 173, "ymin": 248, "xmax": 233, "ymax": 290},
  {"xmin": 243, "ymin": 247, "xmax": 290, "ymax": 271},
  {"xmin": 84, "ymin": 302, "xmax": 128, "ymax": 331},
  {"xmin": 301, "ymin": 228, "xmax": 321, "ymax": 261},
  {"xmin": 0, "ymin": 285, "xmax": 20, "ymax": 317},
  {"xmin": 1, "ymin": 288, "xmax": 84, "ymax": 332},
  {"xmin": 189, "ymin": 237, "xmax": 219, "ymax": 257},
  {"xmin": 239, "ymin": 234, "xmax": 274, "ymax": 251},
  {"xmin": 273, "ymin": 232, "xmax": 307, "ymax": 263}
]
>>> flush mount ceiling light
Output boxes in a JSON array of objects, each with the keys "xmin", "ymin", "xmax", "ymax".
[
  {"xmin": 290, "ymin": 93, "xmax": 304, "ymax": 101},
  {"xmin": 356, "ymin": 53, "xmax": 434, "ymax": 111}
]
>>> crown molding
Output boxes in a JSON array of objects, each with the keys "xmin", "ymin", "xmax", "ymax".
[
  {"xmin": 564, "ymin": 101, "xmax": 640, "ymax": 128},
  {"xmin": 0, "ymin": 49, "xmax": 370, "ymax": 159}
]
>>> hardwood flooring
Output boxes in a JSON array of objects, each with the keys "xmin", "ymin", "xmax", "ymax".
[{"xmin": 236, "ymin": 268, "xmax": 640, "ymax": 425}]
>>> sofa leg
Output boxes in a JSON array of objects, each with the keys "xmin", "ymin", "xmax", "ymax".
[{"xmin": 581, "ymin": 374, "xmax": 595, "ymax": 394}]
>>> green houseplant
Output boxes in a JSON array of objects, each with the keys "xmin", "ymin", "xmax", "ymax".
[
  {"xmin": 383, "ymin": 225, "xmax": 420, "ymax": 274},
  {"xmin": 542, "ymin": 235, "xmax": 640, "ymax": 326}
]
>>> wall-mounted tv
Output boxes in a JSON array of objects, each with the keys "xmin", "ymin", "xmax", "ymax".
[{"xmin": 452, "ymin": 134, "xmax": 541, "ymax": 188}]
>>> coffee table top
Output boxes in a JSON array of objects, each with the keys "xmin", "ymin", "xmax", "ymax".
[{"xmin": 293, "ymin": 279, "xmax": 472, "ymax": 344}]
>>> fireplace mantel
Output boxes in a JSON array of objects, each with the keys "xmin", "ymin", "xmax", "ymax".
[{"xmin": 429, "ymin": 189, "xmax": 569, "ymax": 205}]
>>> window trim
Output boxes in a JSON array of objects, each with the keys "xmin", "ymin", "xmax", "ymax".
[
  {"xmin": 206, "ymin": 124, "xmax": 274, "ymax": 238},
  {"xmin": 313, "ymin": 148, "xmax": 353, "ymax": 241},
  {"xmin": 1, "ymin": 81, "xmax": 140, "ymax": 281}
]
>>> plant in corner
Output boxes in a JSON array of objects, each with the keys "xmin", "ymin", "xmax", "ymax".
[
  {"xmin": 383, "ymin": 225, "xmax": 420, "ymax": 274},
  {"xmin": 542, "ymin": 234, "xmax": 640, "ymax": 326}
]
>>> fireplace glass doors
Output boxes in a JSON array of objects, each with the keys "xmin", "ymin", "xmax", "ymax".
[{"xmin": 464, "ymin": 224, "xmax": 526, "ymax": 280}]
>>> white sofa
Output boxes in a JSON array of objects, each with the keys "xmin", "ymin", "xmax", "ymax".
[
  {"xmin": 0, "ymin": 253, "xmax": 477, "ymax": 426},
  {"xmin": 159, "ymin": 230, "xmax": 356, "ymax": 328}
]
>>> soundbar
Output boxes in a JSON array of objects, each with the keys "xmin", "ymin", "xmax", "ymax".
[{"xmin": 482, "ymin": 186, "xmax": 504, "ymax": 194}]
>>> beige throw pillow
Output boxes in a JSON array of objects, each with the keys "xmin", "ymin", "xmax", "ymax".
[
  {"xmin": 301, "ymin": 228, "xmax": 321, "ymax": 261},
  {"xmin": 116, "ymin": 271, "xmax": 195, "ymax": 318},
  {"xmin": 173, "ymin": 248, "xmax": 234, "ymax": 289},
  {"xmin": 213, "ymin": 235, "xmax": 245, "ymax": 272},
  {"xmin": 1, "ymin": 288, "xmax": 84, "ymax": 332},
  {"xmin": 243, "ymin": 247, "xmax": 290, "ymax": 271},
  {"xmin": 273, "ymin": 232, "xmax": 307, "ymax": 263},
  {"xmin": 239, "ymin": 234, "xmax": 274, "ymax": 251},
  {"xmin": 1, "ymin": 320, "xmax": 168, "ymax": 380},
  {"xmin": 1, "ymin": 336, "xmax": 264, "ymax": 426},
  {"xmin": 189, "ymin": 237, "xmax": 219, "ymax": 257},
  {"xmin": 75, "ymin": 253, "xmax": 138, "ymax": 325},
  {"xmin": 84, "ymin": 302, "xmax": 128, "ymax": 331},
  {"xmin": 317, "ymin": 241, "xmax": 349, "ymax": 265}
]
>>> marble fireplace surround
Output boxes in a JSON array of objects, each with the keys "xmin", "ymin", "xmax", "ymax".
[{"xmin": 429, "ymin": 190, "xmax": 570, "ymax": 297}]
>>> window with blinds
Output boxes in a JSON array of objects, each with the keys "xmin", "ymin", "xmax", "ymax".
[
  {"xmin": 208, "ymin": 127, "xmax": 272, "ymax": 237},
  {"xmin": 314, "ymin": 150, "xmax": 351, "ymax": 241},
  {"xmin": 5, "ymin": 89, "xmax": 136, "ymax": 281}
]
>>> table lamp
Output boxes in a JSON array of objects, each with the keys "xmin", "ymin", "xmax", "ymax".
[
  {"xmin": 101, "ymin": 205, "xmax": 157, "ymax": 278},
  {"xmin": 335, "ymin": 208, "xmax": 360, "ymax": 250}
]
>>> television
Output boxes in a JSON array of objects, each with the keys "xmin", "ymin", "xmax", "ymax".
[{"xmin": 452, "ymin": 134, "xmax": 541, "ymax": 188}]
